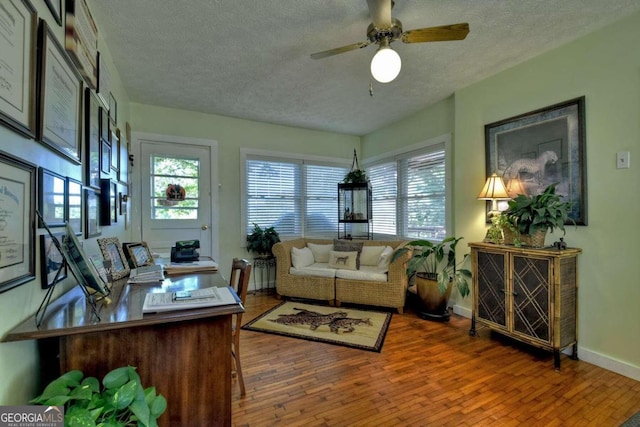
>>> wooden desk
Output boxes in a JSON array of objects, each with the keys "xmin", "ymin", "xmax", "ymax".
[{"xmin": 3, "ymin": 272, "xmax": 243, "ymax": 427}]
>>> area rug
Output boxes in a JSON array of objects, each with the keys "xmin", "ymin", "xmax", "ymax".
[{"xmin": 242, "ymin": 301, "xmax": 392, "ymax": 352}]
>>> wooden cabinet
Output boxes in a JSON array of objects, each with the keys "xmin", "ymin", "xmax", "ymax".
[{"xmin": 469, "ymin": 242, "xmax": 581, "ymax": 370}]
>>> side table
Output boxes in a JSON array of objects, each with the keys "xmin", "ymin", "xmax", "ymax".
[{"xmin": 252, "ymin": 256, "xmax": 276, "ymax": 292}]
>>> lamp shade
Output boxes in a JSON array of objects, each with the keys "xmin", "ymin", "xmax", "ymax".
[
  {"xmin": 477, "ymin": 173, "xmax": 510, "ymax": 200},
  {"xmin": 370, "ymin": 44, "xmax": 401, "ymax": 83},
  {"xmin": 506, "ymin": 178, "xmax": 526, "ymax": 198}
]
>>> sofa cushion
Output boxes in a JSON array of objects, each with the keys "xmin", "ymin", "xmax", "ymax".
[
  {"xmin": 290, "ymin": 263, "xmax": 336, "ymax": 278},
  {"xmin": 307, "ymin": 243, "xmax": 333, "ymax": 263},
  {"xmin": 333, "ymin": 239, "xmax": 364, "ymax": 269},
  {"xmin": 335, "ymin": 266, "xmax": 388, "ymax": 282},
  {"xmin": 377, "ymin": 246, "xmax": 394, "ymax": 273},
  {"xmin": 360, "ymin": 246, "xmax": 386, "ymax": 266},
  {"xmin": 328, "ymin": 250, "xmax": 358, "ymax": 270},
  {"xmin": 291, "ymin": 246, "xmax": 314, "ymax": 269}
]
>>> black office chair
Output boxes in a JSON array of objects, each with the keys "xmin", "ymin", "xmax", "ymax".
[{"xmin": 229, "ymin": 258, "xmax": 251, "ymax": 397}]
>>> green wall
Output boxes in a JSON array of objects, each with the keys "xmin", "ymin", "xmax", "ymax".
[
  {"xmin": 364, "ymin": 11, "xmax": 640, "ymax": 379},
  {"xmin": 130, "ymin": 103, "xmax": 360, "ymax": 272}
]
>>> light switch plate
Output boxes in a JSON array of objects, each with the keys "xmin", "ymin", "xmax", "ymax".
[{"xmin": 617, "ymin": 151, "xmax": 630, "ymax": 169}]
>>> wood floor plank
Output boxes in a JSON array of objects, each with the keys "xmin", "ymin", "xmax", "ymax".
[{"xmin": 230, "ymin": 292, "xmax": 640, "ymax": 426}]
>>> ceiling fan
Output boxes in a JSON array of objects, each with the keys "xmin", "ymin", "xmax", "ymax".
[{"xmin": 310, "ymin": 0, "xmax": 469, "ymax": 83}]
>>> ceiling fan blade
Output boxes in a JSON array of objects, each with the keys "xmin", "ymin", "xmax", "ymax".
[
  {"xmin": 367, "ymin": 0, "xmax": 392, "ymax": 29},
  {"xmin": 401, "ymin": 23, "xmax": 470, "ymax": 43},
  {"xmin": 310, "ymin": 41, "xmax": 371, "ymax": 60}
]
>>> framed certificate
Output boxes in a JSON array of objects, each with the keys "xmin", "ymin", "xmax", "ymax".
[
  {"xmin": 37, "ymin": 20, "xmax": 83, "ymax": 164},
  {"xmin": 0, "ymin": 0, "xmax": 37, "ymax": 138}
]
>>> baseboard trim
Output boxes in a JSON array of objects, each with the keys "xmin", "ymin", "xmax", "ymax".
[{"xmin": 451, "ymin": 303, "xmax": 640, "ymax": 382}]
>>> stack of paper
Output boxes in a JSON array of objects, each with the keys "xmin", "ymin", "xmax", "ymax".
[
  {"xmin": 142, "ymin": 286, "xmax": 237, "ymax": 313},
  {"xmin": 163, "ymin": 259, "xmax": 219, "ymax": 275},
  {"xmin": 128, "ymin": 264, "xmax": 165, "ymax": 284}
]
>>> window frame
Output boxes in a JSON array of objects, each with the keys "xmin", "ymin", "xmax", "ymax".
[
  {"xmin": 240, "ymin": 148, "xmax": 351, "ymax": 245},
  {"xmin": 364, "ymin": 133, "xmax": 453, "ymax": 241}
]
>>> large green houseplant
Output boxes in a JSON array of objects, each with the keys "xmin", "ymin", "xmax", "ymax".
[
  {"xmin": 31, "ymin": 366, "xmax": 167, "ymax": 427},
  {"xmin": 502, "ymin": 183, "xmax": 573, "ymax": 247},
  {"xmin": 246, "ymin": 223, "xmax": 281, "ymax": 257},
  {"xmin": 391, "ymin": 236, "xmax": 471, "ymax": 320}
]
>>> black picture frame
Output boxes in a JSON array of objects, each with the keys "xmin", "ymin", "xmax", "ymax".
[
  {"xmin": 38, "ymin": 167, "xmax": 66, "ymax": 228},
  {"xmin": 0, "ymin": 150, "xmax": 36, "ymax": 293},
  {"xmin": 99, "ymin": 179, "xmax": 117, "ymax": 225},
  {"xmin": 109, "ymin": 92, "xmax": 117, "ymax": 126},
  {"xmin": 110, "ymin": 128, "xmax": 120, "ymax": 173},
  {"xmin": 66, "ymin": 177, "xmax": 83, "ymax": 236},
  {"xmin": 84, "ymin": 88, "xmax": 101, "ymax": 189},
  {"xmin": 123, "ymin": 242, "xmax": 155, "ymax": 269},
  {"xmin": 0, "ymin": 0, "xmax": 37, "ymax": 138},
  {"xmin": 84, "ymin": 187, "xmax": 101, "ymax": 238},
  {"xmin": 37, "ymin": 20, "xmax": 83, "ymax": 164},
  {"xmin": 99, "ymin": 105, "xmax": 109, "ymax": 142},
  {"xmin": 40, "ymin": 232, "xmax": 67, "ymax": 289},
  {"xmin": 100, "ymin": 140, "xmax": 111, "ymax": 177},
  {"xmin": 44, "ymin": 0, "xmax": 62, "ymax": 26},
  {"xmin": 485, "ymin": 97, "xmax": 587, "ymax": 225}
]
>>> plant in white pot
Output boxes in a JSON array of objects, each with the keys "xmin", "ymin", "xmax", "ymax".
[{"xmin": 391, "ymin": 236, "xmax": 471, "ymax": 321}]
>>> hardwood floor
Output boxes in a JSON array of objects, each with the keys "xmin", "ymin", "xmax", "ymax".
[{"xmin": 231, "ymin": 292, "xmax": 640, "ymax": 427}]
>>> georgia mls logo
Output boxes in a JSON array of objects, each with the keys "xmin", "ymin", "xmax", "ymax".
[{"xmin": 0, "ymin": 405, "xmax": 64, "ymax": 427}]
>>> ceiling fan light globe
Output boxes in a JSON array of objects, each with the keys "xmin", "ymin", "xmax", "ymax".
[{"xmin": 370, "ymin": 46, "xmax": 401, "ymax": 83}]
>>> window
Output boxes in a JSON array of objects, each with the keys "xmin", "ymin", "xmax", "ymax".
[
  {"xmin": 150, "ymin": 155, "xmax": 200, "ymax": 219},
  {"xmin": 367, "ymin": 136, "xmax": 450, "ymax": 240},
  {"xmin": 244, "ymin": 151, "xmax": 349, "ymax": 239}
]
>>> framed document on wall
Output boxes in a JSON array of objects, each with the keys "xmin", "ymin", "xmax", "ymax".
[
  {"xmin": 37, "ymin": 20, "xmax": 83, "ymax": 164},
  {"xmin": 0, "ymin": 151, "xmax": 36, "ymax": 293},
  {"xmin": 0, "ymin": 0, "xmax": 37, "ymax": 138},
  {"xmin": 64, "ymin": 0, "xmax": 98, "ymax": 89}
]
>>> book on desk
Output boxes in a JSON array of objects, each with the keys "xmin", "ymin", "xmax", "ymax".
[
  {"xmin": 128, "ymin": 264, "xmax": 165, "ymax": 284},
  {"xmin": 142, "ymin": 286, "xmax": 239, "ymax": 313}
]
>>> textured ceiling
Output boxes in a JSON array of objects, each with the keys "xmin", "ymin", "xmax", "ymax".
[{"xmin": 88, "ymin": 0, "xmax": 640, "ymax": 136}]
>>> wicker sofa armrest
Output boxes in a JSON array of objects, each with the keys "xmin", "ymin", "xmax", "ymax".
[{"xmin": 272, "ymin": 238, "xmax": 306, "ymax": 277}]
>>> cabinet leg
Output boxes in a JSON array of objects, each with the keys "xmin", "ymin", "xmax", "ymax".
[
  {"xmin": 469, "ymin": 315, "xmax": 476, "ymax": 336},
  {"xmin": 554, "ymin": 350, "xmax": 561, "ymax": 371},
  {"xmin": 571, "ymin": 343, "xmax": 579, "ymax": 361}
]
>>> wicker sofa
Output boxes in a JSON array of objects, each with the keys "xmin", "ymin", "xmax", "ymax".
[{"xmin": 272, "ymin": 238, "xmax": 411, "ymax": 313}]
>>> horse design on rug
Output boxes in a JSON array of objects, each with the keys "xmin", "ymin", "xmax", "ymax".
[{"xmin": 270, "ymin": 307, "xmax": 372, "ymax": 334}]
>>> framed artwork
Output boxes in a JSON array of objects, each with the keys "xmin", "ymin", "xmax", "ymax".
[
  {"xmin": 485, "ymin": 97, "xmax": 587, "ymax": 225},
  {"xmin": 61, "ymin": 223, "xmax": 108, "ymax": 295},
  {"xmin": 84, "ymin": 187, "xmax": 101, "ymax": 238},
  {"xmin": 97, "ymin": 237, "xmax": 130, "ymax": 280},
  {"xmin": 38, "ymin": 168, "xmax": 66, "ymax": 228},
  {"xmin": 43, "ymin": 0, "xmax": 62, "ymax": 26},
  {"xmin": 40, "ymin": 232, "xmax": 66, "ymax": 289},
  {"xmin": 118, "ymin": 128, "xmax": 129, "ymax": 184},
  {"xmin": 110, "ymin": 128, "xmax": 120, "ymax": 173},
  {"xmin": 37, "ymin": 20, "xmax": 83, "ymax": 164},
  {"xmin": 100, "ymin": 140, "xmax": 111, "ymax": 177},
  {"xmin": 99, "ymin": 179, "xmax": 117, "ymax": 225},
  {"xmin": 0, "ymin": 0, "xmax": 37, "ymax": 138},
  {"xmin": 84, "ymin": 88, "xmax": 100, "ymax": 189},
  {"xmin": 99, "ymin": 105, "xmax": 109, "ymax": 142},
  {"xmin": 123, "ymin": 242, "xmax": 154, "ymax": 268},
  {"xmin": 66, "ymin": 177, "xmax": 83, "ymax": 236},
  {"xmin": 109, "ymin": 92, "xmax": 117, "ymax": 125},
  {"xmin": 64, "ymin": 0, "xmax": 97, "ymax": 88},
  {"xmin": 96, "ymin": 51, "xmax": 110, "ymax": 107},
  {"xmin": 0, "ymin": 151, "xmax": 36, "ymax": 293}
]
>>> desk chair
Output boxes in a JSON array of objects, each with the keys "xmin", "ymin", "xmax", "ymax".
[{"xmin": 230, "ymin": 258, "xmax": 251, "ymax": 397}]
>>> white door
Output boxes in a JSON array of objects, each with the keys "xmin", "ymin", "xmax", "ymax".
[{"xmin": 133, "ymin": 133, "xmax": 218, "ymax": 261}]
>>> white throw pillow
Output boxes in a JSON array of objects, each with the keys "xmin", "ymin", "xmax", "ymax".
[
  {"xmin": 291, "ymin": 246, "xmax": 315, "ymax": 269},
  {"xmin": 328, "ymin": 250, "xmax": 358, "ymax": 271},
  {"xmin": 307, "ymin": 243, "xmax": 333, "ymax": 263},
  {"xmin": 377, "ymin": 246, "xmax": 394, "ymax": 273},
  {"xmin": 360, "ymin": 246, "xmax": 386, "ymax": 266}
]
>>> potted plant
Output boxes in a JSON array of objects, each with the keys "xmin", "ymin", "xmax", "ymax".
[
  {"xmin": 391, "ymin": 237, "xmax": 471, "ymax": 321},
  {"xmin": 246, "ymin": 223, "xmax": 281, "ymax": 257},
  {"xmin": 343, "ymin": 169, "xmax": 367, "ymax": 183},
  {"xmin": 31, "ymin": 366, "xmax": 167, "ymax": 427},
  {"xmin": 502, "ymin": 183, "xmax": 573, "ymax": 247},
  {"xmin": 484, "ymin": 212, "xmax": 518, "ymax": 244}
]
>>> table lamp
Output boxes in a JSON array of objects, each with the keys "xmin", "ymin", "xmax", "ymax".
[{"xmin": 477, "ymin": 173, "xmax": 510, "ymax": 216}]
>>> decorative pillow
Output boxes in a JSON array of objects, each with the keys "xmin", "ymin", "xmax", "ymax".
[
  {"xmin": 328, "ymin": 250, "xmax": 358, "ymax": 271},
  {"xmin": 377, "ymin": 246, "xmax": 394, "ymax": 273},
  {"xmin": 360, "ymin": 246, "xmax": 386, "ymax": 266},
  {"xmin": 333, "ymin": 239, "xmax": 364, "ymax": 269},
  {"xmin": 307, "ymin": 243, "xmax": 333, "ymax": 263},
  {"xmin": 291, "ymin": 246, "xmax": 314, "ymax": 269}
]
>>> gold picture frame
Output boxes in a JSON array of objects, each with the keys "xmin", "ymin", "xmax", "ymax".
[{"xmin": 97, "ymin": 237, "xmax": 130, "ymax": 281}]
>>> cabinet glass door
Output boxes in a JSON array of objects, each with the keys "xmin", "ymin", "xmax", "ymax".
[
  {"xmin": 476, "ymin": 251, "xmax": 507, "ymax": 328},
  {"xmin": 512, "ymin": 255, "xmax": 551, "ymax": 342}
]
